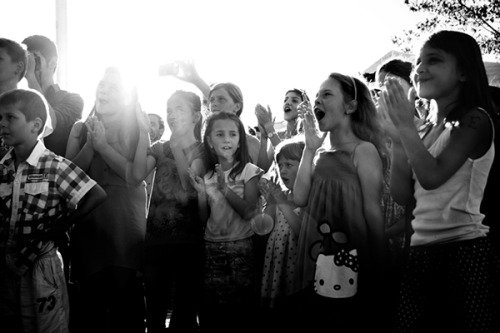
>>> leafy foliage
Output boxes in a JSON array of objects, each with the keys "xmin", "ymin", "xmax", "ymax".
[{"xmin": 393, "ymin": 0, "xmax": 500, "ymax": 58}]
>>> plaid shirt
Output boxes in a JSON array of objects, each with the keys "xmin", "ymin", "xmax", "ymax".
[{"xmin": 0, "ymin": 141, "xmax": 96, "ymax": 276}]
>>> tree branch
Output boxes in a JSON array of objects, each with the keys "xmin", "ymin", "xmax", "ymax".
[{"xmin": 457, "ymin": 0, "xmax": 500, "ymax": 37}]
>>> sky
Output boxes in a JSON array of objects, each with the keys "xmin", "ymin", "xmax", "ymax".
[{"xmin": 1, "ymin": 0, "xmax": 423, "ymax": 137}]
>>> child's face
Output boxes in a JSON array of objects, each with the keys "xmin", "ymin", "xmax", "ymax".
[
  {"xmin": 277, "ymin": 155, "xmax": 300, "ymax": 191},
  {"xmin": 0, "ymin": 104, "xmax": 37, "ymax": 147},
  {"xmin": 283, "ymin": 91, "xmax": 302, "ymax": 121},
  {"xmin": 0, "ymin": 48, "xmax": 19, "ymax": 84},
  {"xmin": 209, "ymin": 88, "xmax": 241, "ymax": 115},
  {"xmin": 207, "ymin": 119, "xmax": 240, "ymax": 163},
  {"xmin": 166, "ymin": 95, "xmax": 197, "ymax": 135},
  {"xmin": 413, "ymin": 44, "xmax": 464, "ymax": 102},
  {"xmin": 314, "ymin": 78, "xmax": 347, "ymax": 132}
]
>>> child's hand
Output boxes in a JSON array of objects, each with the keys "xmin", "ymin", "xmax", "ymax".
[
  {"xmin": 379, "ymin": 78, "xmax": 415, "ymax": 128},
  {"xmin": 258, "ymin": 178, "xmax": 272, "ymax": 202},
  {"xmin": 188, "ymin": 168, "xmax": 206, "ymax": 194},
  {"xmin": 267, "ymin": 182, "xmax": 287, "ymax": 204},
  {"xmin": 215, "ymin": 164, "xmax": 228, "ymax": 194},
  {"xmin": 299, "ymin": 100, "xmax": 327, "ymax": 151},
  {"xmin": 255, "ymin": 103, "xmax": 273, "ymax": 127},
  {"xmin": 376, "ymin": 99, "xmax": 399, "ymax": 142}
]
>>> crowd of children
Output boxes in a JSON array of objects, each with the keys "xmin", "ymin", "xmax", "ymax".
[{"xmin": 0, "ymin": 29, "xmax": 500, "ymax": 333}]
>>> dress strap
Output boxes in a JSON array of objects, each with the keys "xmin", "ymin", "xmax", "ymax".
[
  {"xmin": 477, "ymin": 107, "xmax": 495, "ymax": 144},
  {"xmin": 350, "ymin": 142, "xmax": 362, "ymax": 164}
]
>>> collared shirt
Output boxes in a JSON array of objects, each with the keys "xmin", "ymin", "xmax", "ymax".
[{"xmin": 0, "ymin": 141, "xmax": 96, "ymax": 276}]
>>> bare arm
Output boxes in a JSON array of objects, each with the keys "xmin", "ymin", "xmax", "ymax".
[
  {"xmin": 294, "ymin": 103, "xmax": 327, "ymax": 206},
  {"xmin": 223, "ymin": 175, "xmax": 260, "ymax": 221},
  {"xmin": 269, "ymin": 186, "xmax": 302, "ymax": 236},
  {"xmin": 72, "ymin": 184, "xmax": 107, "ymax": 219},
  {"xmin": 388, "ymin": 140, "xmax": 414, "ymax": 205},
  {"xmin": 255, "ymin": 104, "xmax": 280, "ymax": 171},
  {"xmin": 256, "ymin": 133, "xmax": 275, "ymax": 173},
  {"xmin": 355, "ymin": 143, "xmax": 387, "ymax": 264},
  {"xmin": 246, "ymin": 133, "xmax": 261, "ymax": 165},
  {"xmin": 65, "ymin": 121, "xmax": 85, "ymax": 160},
  {"xmin": 382, "ymin": 78, "xmax": 492, "ymax": 190},
  {"xmin": 65, "ymin": 121, "xmax": 95, "ymax": 172},
  {"xmin": 130, "ymin": 131, "xmax": 156, "ymax": 184},
  {"xmin": 189, "ymin": 170, "xmax": 210, "ymax": 225}
]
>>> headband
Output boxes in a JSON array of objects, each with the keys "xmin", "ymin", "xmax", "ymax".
[{"xmin": 350, "ymin": 76, "xmax": 357, "ymax": 102}]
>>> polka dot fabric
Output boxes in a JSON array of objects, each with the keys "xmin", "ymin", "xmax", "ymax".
[
  {"xmin": 260, "ymin": 207, "xmax": 300, "ymax": 308},
  {"xmin": 393, "ymin": 237, "xmax": 500, "ymax": 332}
]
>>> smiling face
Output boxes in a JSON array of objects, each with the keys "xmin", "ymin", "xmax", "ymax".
[
  {"xmin": 166, "ymin": 95, "xmax": 197, "ymax": 136},
  {"xmin": 283, "ymin": 91, "xmax": 302, "ymax": 121},
  {"xmin": 209, "ymin": 88, "xmax": 241, "ymax": 115},
  {"xmin": 277, "ymin": 155, "xmax": 299, "ymax": 191},
  {"xmin": 207, "ymin": 118, "xmax": 240, "ymax": 163},
  {"xmin": 314, "ymin": 78, "xmax": 348, "ymax": 132},
  {"xmin": 95, "ymin": 70, "xmax": 127, "ymax": 115},
  {"xmin": 413, "ymin": 44, "xmax": 464, "ymax": 104}
]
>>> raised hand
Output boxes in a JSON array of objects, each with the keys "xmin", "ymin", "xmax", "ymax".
[
  {"xmin": 376, "ymin": 95, "xmax": 399, "ymax": 142},
  {"xmin": 255, "ymin": 103, "xmax": 273, "ymax": 126},
  {"xmin": 173, "ymin": 59, "xmax": 202, "ymax": 84},
  {"xmin": 25, "ymin": 52, "xmax": 43, "ymax": 88},
  {"xmin": 298, "ymin": 100, "xmax": 327, "ymax": 151},
  {"xmin": 379, "ymin": 77, "xmax": 415, "ymax": 128}
]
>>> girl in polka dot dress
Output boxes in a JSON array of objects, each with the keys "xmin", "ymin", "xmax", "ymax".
[
  {"xmin": 259, "ymin": 138, "xmax": 304, "ymax": 324},
  {"xmin": 380, "ymin": 30, "xmax": 500, "ymax": 332}
]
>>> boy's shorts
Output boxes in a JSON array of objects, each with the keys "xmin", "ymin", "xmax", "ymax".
[{"xmin": 0, "ymin": 247, "xmax": 70, "ymax": 333}]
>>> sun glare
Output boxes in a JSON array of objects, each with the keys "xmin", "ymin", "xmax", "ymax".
[{"xmin": 2, "ymin": 0, "xmax": 423, "ymax": 140}]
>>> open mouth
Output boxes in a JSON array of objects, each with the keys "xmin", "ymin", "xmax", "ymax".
[
  {"xmin": 314, "ymin": 107, "xmax": 325, "ymax": 121},
  {"xmin": 284, "ymin": 106, "xmax": 292, "ymax": 113}
]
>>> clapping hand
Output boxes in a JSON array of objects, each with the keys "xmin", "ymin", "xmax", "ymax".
[
  {"xmin": 255, "ymin": 103, "xmax": 275, "ymax": 137},
  {"xmin": 188, "ymin": 168, "xmax": 206, "ymax": 195},
  {"xmin": 86, "ymin": 116, "xmax": 107, "ymax": 153},
  {"xmin": 215, "ymin": 164, "xmax": 227, "ymax": 195},
  {"xmin": 259, "ymin": 177, "xmax": 286, "ymax": 205},
  {"xmin": 379, "ymin": 77, "xmax": 415, "ymax": 128},
  {"xmin": 298, "ymin": 100, "xmax": 327, "ymax": 151}
]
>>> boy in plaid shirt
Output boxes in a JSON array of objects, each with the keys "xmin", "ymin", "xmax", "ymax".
[{"xmin": 0, "ymin": 89, "xmax": 106, "ymax": 332}]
